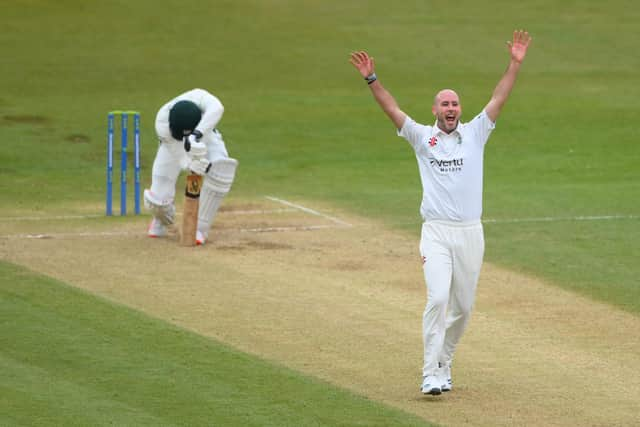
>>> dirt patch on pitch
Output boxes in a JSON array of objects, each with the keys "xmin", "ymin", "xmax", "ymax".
[
  {"xmin": 2, "ymin": 114, "xmax": 49, "ymax": 125},
  {"xmin": 1, "ymin": 198, "xmax": 639, "ymax": 427}
]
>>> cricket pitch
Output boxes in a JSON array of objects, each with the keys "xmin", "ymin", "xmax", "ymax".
[{"xmin": 1, "ymin": 197, "xmax": 639, "ymax": 426}]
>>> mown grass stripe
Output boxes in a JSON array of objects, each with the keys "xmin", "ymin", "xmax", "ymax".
[{"xmin": 0, "ymin": 261, "xmax": 434, "ymax": 427}]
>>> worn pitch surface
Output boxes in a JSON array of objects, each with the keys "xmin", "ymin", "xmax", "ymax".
[{"xmin": 1, "ymin": 198, "xmax": 639, "ymax": 427}]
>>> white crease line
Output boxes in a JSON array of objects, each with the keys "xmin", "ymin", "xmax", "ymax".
[
  {"xmin": 235, "ymin": 224, "xmax": 341, "ymax": 233},
  {"xmin": 0, "ymin": 224, "xmax": 343, "ymax": 240},
  {"xmin": 483, "ymin": 214, "xmax": 639, "ymax": 224},
  {"xmin": 223, "ymin": 208, "xmax": 298, "ymax": 215},
  {"xmin": 0, "ymin": 209, "xmax": 298, "ymax": 222},
  {"xmin": 265, "ymin": 196, "xmax": 352, "ymax": 227},
  {"xmin": 2, "ymin": 231, "xmax": 134, "ymax": 239},
  {"xmin": 0, "ymin": 214, "xmax": 105, "ymax": 221},
  {"xmin": 3, "ymin": 213, "xmax": 636, "ymax": 240}
]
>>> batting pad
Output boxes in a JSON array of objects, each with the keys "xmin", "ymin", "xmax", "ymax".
[
  {"xmin": 143, "ymin": 189, "xmax": 176, "ymax": 225},
  {"xmin": 198, "ymin": 158, "xmax": 238, "ymax": 235}
]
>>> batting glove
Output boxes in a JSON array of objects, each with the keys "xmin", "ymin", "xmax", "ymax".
[
  {"xmin": 186, "ymin": 140, "xmax": 207, "ymax": 158},
  {"xmin": 188, "ymin": 157, "xmax": 211, "ymax": 176},
  {"xmin": 184, "ymin": 130, "xmax": 205, "ymax": 154}
]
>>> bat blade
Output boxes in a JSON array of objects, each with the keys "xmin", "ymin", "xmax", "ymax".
[{"xmin": 179, "ymin": 173, "xmax": 203, "ymax": 246}]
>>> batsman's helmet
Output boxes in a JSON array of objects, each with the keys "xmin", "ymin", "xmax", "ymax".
[{"xmin": 169, "ymin": 100, "xmax": 202, "ymax": 140}]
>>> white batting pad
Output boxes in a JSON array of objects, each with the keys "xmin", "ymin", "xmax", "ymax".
[
  {"xmin": 143, "ymin": 189, "xmax": 176, "ymax": 225},
  {"xmin": 197, "ymin": 158, "xmax": 238, "ymax": 236},
  {"xmin": 205, "ymin": 158, "xmax": 238, "ymax": 192}
]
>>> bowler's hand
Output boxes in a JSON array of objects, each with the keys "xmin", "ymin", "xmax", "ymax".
[
  {"xmin": 350, "ymin": 51, "xmax": 375, "ymax": 78},
  {"xmin": 508, "ymin": 30, "xmax": 532, "ymax": 64}
]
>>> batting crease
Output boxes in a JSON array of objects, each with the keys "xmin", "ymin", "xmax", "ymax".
[
  {"xmin": 264, "ymin": 196, "xmax": 353, "ymax": 227},
  {"xmin": 0, "ymin": 208, "xmax": 298, "ymax": 222},
  {"xmin": 2, "ymin": 224, "xmax": 343, "ymax": 240},
  {"xmin": 0, "ymin": 197, "xmax": 636, "ymax": 240},
  {"xmin": 483, "ymin": 214, "xmax": 639, "ymax": 224}
]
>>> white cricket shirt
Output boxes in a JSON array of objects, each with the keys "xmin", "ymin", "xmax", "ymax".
[
  {"xmin": 155, "ymin": 88, "xmax": 224, "ymax": 144},
  {"xmin": 397, "ymin": 110, "xmax": 495, "ymax": 222}
]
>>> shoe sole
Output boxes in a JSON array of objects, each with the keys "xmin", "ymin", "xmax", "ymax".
[{"xmin": 421, "ymin": 387, "xmax": 442, "ymax": 395}]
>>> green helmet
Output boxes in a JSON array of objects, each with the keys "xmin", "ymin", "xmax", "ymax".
[{"xmin": 169, "ymin": 100, "xmax": 202, "ymax": 140}]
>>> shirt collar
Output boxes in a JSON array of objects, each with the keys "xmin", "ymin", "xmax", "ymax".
[{"xmin": 432, "ymin": 119, "xmax": 464, "ymax": 138}]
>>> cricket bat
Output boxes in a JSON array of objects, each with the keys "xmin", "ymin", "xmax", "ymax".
[
  {"xmin": 180, "ymin": 134, "xmax": 203, "ymax": 246},
  {"xmin": 180, "ymin": 173, "xmax": 202, "ymax": 246}
]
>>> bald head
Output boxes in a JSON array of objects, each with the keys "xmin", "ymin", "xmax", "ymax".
[
  {"xmin": 433, "ymin": 89, "xmax": 460, "ymax": 106},
  {"xmin": 432, "ymin": 89, "xmax": 462, "ymax": 133}
]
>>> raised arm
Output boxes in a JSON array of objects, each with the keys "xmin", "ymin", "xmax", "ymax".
[
  {"xmin": 485, "ymin": 30, "xmax": 532, "ymax": 123},
  {"xmin": 350, "ymin": 51, "xmax": 407, "ymax": 130}
]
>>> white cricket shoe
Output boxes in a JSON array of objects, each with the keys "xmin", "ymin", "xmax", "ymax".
[
  {"xmin": 195, "ymin": 230, "xmax": 206, "ymax": 246},
  {"xmin": 420, "ymin": 375, "xmax": 442, "ymax": 395},
  {"xmin": 439, "ymin": 363, "xmax": 452, "ymax": 392},
  {"xmin": 148, "ymin": 218, "xmax": 167, "ymax": 238}
]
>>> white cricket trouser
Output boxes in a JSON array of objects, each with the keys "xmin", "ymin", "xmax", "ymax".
[
  {"xmin": 420, "ymin": 219, "xmax": 484, "ymax": 376},
  {"xmin": 149, "ymin": 129, "xmax": 229, "ymax": 200}
]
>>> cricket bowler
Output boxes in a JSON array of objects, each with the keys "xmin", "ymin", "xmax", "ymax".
[{"xmin": 350, "ymin": 30, "xmax": 532, "ymax": 395}]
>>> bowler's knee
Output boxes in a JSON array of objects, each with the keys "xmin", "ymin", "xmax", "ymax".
[
  {"xmin": 425, "ymin": 292, "xmax": 449, "ymax": 313},
  {"xmin": 451, "ymin": 303, "xmax": 474, "ymax": 323}
]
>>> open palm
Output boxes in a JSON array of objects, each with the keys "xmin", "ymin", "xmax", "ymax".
[
  {"xmin": 350, "ymin": 51, "xmax": 375, "ymax": 78},
  {"xmin": 508, "ymin": 30, "xmax": 532, "ymax": 63}
]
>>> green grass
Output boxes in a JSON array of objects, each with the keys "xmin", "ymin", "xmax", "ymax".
[
  {"xmin": 0, "ymin": 261, "xmax": 433, "ymax": 427},
  {"xmin": 485, "ymin": 219, "xmax": 639, "ymax": 312},
  {"xmin": 1, "ymin": 0, "xmax": 639, "ymax": 423}
]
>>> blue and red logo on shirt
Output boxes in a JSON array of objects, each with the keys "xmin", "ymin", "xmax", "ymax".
[{"xmin": 428, "ymin": 136, "xmax": 437, "ymax": 147}]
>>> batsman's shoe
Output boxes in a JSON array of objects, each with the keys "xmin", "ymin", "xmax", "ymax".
[
  {"xmin": 195, "ymin": 230, "xmax": 206, "ymax": 246},
  {"xmin": 438, "ymin": 363, "xmax": 452, "ymax": 392},
  {"xmin": 420, "ymin": 375, "xmax": 442, "ymax": 395},
  {"xmin": 148, "ymin": 218, "xmax": 167, "ymax": 238}
]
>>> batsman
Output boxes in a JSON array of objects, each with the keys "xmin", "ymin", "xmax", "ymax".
[
  {"xmin": 144, "ymin": 88, "xmax": 238, "ymax": 245},
  {"xmin": 350, "ymin": 30, "xmax": 532, "ymax": 395}
]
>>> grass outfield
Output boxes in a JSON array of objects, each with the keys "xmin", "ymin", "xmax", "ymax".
[
  {"xmin": 1, "ymin": 261, "xmax": 433, "ymax": 427},
  {"xmin": 0, "ymin": 0, "xmax": 638, "ymax": 424}
]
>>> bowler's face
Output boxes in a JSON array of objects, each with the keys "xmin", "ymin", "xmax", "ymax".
[{"xmin": 432, "ymin": 91, "xmax": 461, "ymax": 133}]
